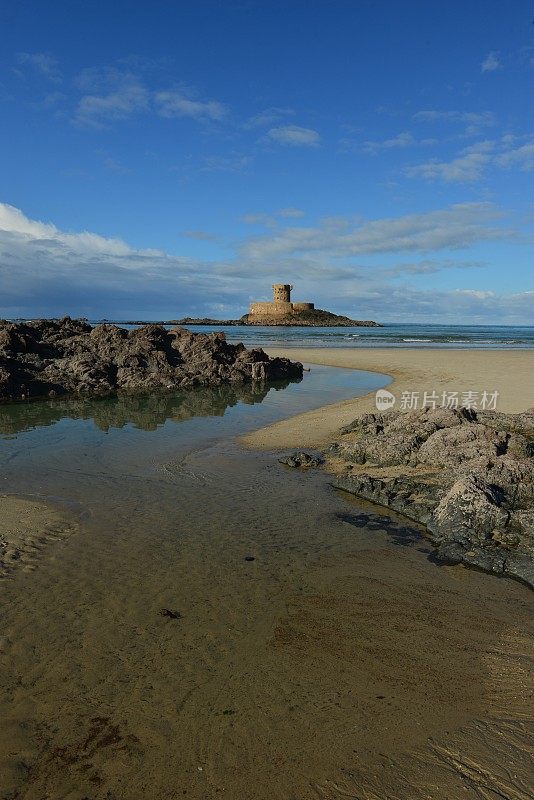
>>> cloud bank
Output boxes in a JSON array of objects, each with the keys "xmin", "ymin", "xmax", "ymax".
[{"xmin": 0, "ymin": 202, "xmax": 531, "ymax": 324}]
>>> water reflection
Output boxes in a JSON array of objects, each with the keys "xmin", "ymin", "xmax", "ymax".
[{"xmin": 0, "ymin": 377, "xmax": 300, "ymax": 436}]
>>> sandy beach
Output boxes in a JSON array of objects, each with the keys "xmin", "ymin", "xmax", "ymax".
[
  {"xmin": 0, "ymin": 348, "xmax": 532, "ymax": 799},
  {"xmin": 0, "ymin": 437, "xmax": 532, "ymax": 800},
  {"xmin": 241, "ymin": 347, "xmax": 534, "ymax": 449}
]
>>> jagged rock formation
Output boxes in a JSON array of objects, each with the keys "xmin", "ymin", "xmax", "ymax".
[
  {"xmin": 326, "ymin": 407, "xmax": 534, "ymax": 587},
  {"xmin": 0, "ymin": 318, "xmax": 303, "ymax": 402}
]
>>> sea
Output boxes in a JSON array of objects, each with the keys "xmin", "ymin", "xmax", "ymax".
[
  {"xmin": 10, "ymin": 319, "xmax": 534, "ymax": 348},
  {"xmin": 98, "ymin": 322, "xmax": 534, "ymax": 349}
]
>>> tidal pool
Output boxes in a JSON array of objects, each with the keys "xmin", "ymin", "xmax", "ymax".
[{"xmin": 0, "ymin": 366, "xmax": 532, "ymax": 800}]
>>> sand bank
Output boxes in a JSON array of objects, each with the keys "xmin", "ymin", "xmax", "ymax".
[{"xmin": 241, "ymin": 347, "xmax": 534, "ymax": 449}]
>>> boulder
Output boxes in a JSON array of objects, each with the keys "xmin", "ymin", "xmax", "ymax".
[
  {"xmin": 428, "ymin": 474, "xmax": 509, "ymax": 546},
  {"xmin": 327, "ymin": 407, "xmax": 534, "ymax": 587},
  {"xmin": 279, "ymin": 451, "xmax": 325, "ymax": 469}
]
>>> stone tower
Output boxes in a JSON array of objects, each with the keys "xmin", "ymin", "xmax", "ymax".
[
  {"xmin": 248, "ymin": 283, "xmax": 314, "ymax": 319},
  {"xmin": 272, "ymin": 284, "xmax": 292, "ymax": 303}
]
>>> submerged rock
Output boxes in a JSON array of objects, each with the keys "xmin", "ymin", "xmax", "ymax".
[
  {"xmin": 279, "ymin": 451, "xmax": 325, "ymax": 469},
  {"xmin": 0, "ymin": 318, "xmax": 303, "ymax": 402},
  {"xmin": 329, "ymin": 407, "xmax": 534, "ymax": 587}
]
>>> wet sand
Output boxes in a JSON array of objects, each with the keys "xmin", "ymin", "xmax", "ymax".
[
  {"xmin": 0, "ymin": 445, "xmax": 532, "ymax": 799},
  {"xmin": 0, "ymin": 377, "xmax": 532, "ymax": 799},
  {"xmin": 241, "ymin": 348, "xmax": 534, "ymax": 449},
  {"xmin": 0, "ymin": 495, "xmax": 79, "ymax": 579}
]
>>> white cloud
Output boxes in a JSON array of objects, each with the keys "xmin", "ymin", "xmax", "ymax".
[
  {"xmin": 74, "ymin": 82, "xmax": 149, "ymax": 128},
  {"xmin": 200, "ymin": 153, "xmax": 251, "ymax": 172},
  {"xmin": 71, "ymin": 65, "xmax": 228, "ymax": 128},
  {"xmin": 413, "ymin": 110, "xmax": 496, "ymax": 135},
  {"xmin": 406, "ymin": 137, "xmax": 534, "ymax": 182},
  {"xmin": 497, "ymin": 140, "xmax": 534, "ymax": 172},
  {"xmin": 0, "ymin": 202, "xmax": 510, "ymax": 268},
  {"xmin": 16, "ymin": 52, "xmax": 62, "ymax": 83},
  {"xmin": 362, "ymin": 131, "xmax": 415, "ymax": 154},
  {"xmin": 244, "ymin": 107, "xmax": 295, "ymax": 128},
  {"xmin": 239, "ymin": 202, "xmax": 510, "ymax": 260},
  {"xmin": 155, "ymin": 91, "xmax": 227, "ymax": 120},
  {"xmin": 405, "ymin": 151, "xmax": 490, "ymax": 182},
  {"xmin": 341, "ymin": 286, "xmax": 534, "ymax": 325},
  {"xmin": 453, "ymin": 289, "xmax": 495, "ymax": 299},
  {"xmin": 0, "ymin": 203, "xmax": 219, "ymax": 317},
  {"xmin": 266, "ymin": 125, "xmax": 321, "ymax": 147},
  {"xmin": 481, "ymin": 51, "xmax": 502, "ymax": 72},
  {"xmin": 0, "ymin": 203, "xmax": 138, "ymax": 257},
  {"xmin": 382, "ymin": 259, "xmax": 484, "ymax": 278},
  {"xmin": 241, "ymin": 213, "xmax": 278, "ymax": 228}
]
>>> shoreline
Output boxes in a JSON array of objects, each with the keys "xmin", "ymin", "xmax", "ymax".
[{"xmin": 240, "ymin": 347, "xmax": 534, "ymax": 449}]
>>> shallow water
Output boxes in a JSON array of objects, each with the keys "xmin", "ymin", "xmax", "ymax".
[{"xmin": 0, "ymin": 367, "xmax": 532, "ymax": 800}]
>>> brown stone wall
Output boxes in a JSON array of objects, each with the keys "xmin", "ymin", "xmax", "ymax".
[{"xmin": 248, "ymin": 301, "xmax": 293, "ymax": 317}]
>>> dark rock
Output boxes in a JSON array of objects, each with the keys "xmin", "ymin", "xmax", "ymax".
[
  {"xmin": 279, "ymin": 451, "xmax": 325, "ymax": 469},
  {"xmin": 329, "ymin": 407, "xmax": 534, "ymax": 588},
  {"xmin": 428, "ymin": 474, "xmax": 509, "ymax": 546},
  {"xmin": 0, "ymin": 318, "xmax": 303, "ymax": 402}
]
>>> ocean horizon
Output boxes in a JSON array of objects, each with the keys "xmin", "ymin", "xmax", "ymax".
[
  {"xmin": 9, "ymin": 318, "xmax": 533, "ymax": 349},
  {"xmin": 81, "ymin": 321, "xmax": 534, "ymax": 350}
]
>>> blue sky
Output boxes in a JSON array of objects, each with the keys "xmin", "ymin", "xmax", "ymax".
[{"xmin": 0, "ymin": 0, "xmax": 533, "ymax": 322}]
